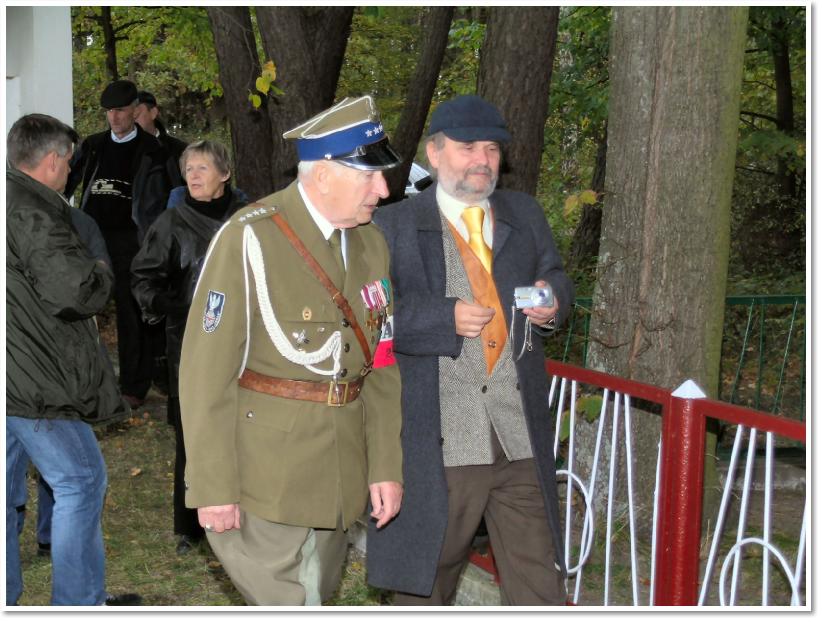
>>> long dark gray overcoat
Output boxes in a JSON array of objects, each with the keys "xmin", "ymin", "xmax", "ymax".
[{"xmin": 367, "ymin": 184, "xmax": 574, "ymax": 596}]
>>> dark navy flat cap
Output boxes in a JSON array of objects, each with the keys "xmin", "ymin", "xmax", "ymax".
[
  {"xmin": 137, "ymin": 91, "xmax": 157, "ymax": 107},
  {"xmin": 100, "ymin": 80, "xmax": 138, "ymax": 109},
  {"xmin": 428, "ymin": 94, "xmax": 511, "ymax": 144}
]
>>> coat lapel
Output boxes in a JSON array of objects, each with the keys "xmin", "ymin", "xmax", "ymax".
[
  {"xmin": 414, "ymin": 188, "xmax": 448, "ymax": 296},
  {"xmin": 490, "ymin": 191, "xmax": 515, "ymax": 261}
]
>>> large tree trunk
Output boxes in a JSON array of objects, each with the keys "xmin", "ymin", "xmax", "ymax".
[
  {"xmin": 585, "ymin": 6, "xmax": 748, "ymax": 529},
  {"xmin": 100, "ymin": 7, "xmax": 119, "ymax": 80},
  {"xmin": 256, "ymin": 7, "xmax": 354, "ymax": 190},
  {"xmin": 477, "ymin": 7, "xmax": 560, "ymax": 195},
  {"xmin": 384, "ymin": 7, "xmax": 454, "ymax": 202},
  {"xmin": 567, "ymin": 125, "xmax": 607, "ymax": 277},
  {"xmin": 207, "ymin": 7, "xmax": 275, "ymax": 201}
]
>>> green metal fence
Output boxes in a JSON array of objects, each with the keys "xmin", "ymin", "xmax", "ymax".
[{"xmin": 552, "ymin": 295, "xmax": 806, "ymax": 422}]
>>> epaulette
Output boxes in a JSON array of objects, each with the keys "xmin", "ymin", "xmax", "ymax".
[{"xmin": 236, "ymin": 202, "xmax": 279, "ymax": 224}]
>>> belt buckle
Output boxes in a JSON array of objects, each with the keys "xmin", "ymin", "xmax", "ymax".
[{"xmin": 327, "ymin": 380, "xmax": 349, "ymax": 407}]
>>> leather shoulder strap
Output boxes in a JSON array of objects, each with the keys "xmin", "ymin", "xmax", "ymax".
[{"xmin": 256, "ymin": 204, "xmax": 373, "ymax": 373}]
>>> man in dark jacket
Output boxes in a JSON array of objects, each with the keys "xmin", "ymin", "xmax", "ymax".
[
  {"xmin": 367, "ymin": 95, "xmax": 574, "ymax": 605},
  {"xmin": 134, "ymin": 90, "xmax": 187, "ymax": 188},
  {"xmin": 65, "ymin": 79, "xmax": 174, "ymax": 408},
  {"xmin": 6, "ymin": 114, "xmax": 133, "ymax": 605}
]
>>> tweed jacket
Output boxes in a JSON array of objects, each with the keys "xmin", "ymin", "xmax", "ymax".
[
  {"xmin": 367, "ymin": 184, "xmax": 573, "ymax": 596},
  {"xmin": 178, "ymin": 181, "xmax": 403, "ymax": 530}
]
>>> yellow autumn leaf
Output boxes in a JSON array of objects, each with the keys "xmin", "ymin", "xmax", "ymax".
[
  {"xmin": 579, "ymin": 189, "xmax": 598, "ymax": 205},
  {"xmin": 249, "ymin": 93, "xmax": 262, "ymax": 109},
  {"xmin": 564, "ymin": 194, "xmax": 580, "ymax": 218},
  {"xmin": 256, "ymin": 76, "xmax": 270, "ymax": 95},
  {"xmin": 262, "ymin": 60, "xmax": 277, "ymax": 82}
]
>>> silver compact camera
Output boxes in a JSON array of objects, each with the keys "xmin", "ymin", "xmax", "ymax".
[{"xmin": 514, "ymin": 285, "xmax": 554, "ymax": 309}]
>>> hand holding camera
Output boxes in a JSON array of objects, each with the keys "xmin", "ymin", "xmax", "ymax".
[{"xmin": 515, "ymin": 281, "xmax": 556, "ymax": 326}]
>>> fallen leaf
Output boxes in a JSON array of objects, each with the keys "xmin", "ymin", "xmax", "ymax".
[{"xmin": 130, "ymin": 467, "xmax": 142, "ymax": 477}]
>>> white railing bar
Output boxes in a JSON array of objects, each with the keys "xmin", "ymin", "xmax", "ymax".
[
  {"xmin": 699, "ymin": 423, "xmax": 747, "ymax": 605},
  {"xmin": 762, "ymin": 431, "xmax": 774, "ymax": 605},
  {"xmin": 622, "ymin": 393, "xmax": 640, "ymax": 605},
  {"xmin": 649, "ymin": 433, "xmax": 662, "ymax": 606},
  {"xmin": 719, "ymin": 538, "xmax": 803, "ymax": 606},
  {"xmin": 572, "ymin": 387, "xmax": 611, "ymax": 605},
  {"xmin": 790, "ymin": 494, "xmax": 807, "ymax": 607},
  {"xmin": 603, "ymin": 391, "xmax": 622, "ymax": 605},
  {"xmin": 553, "ymin": 377, "xmax": 568, "ymax": 458},
  {"xmin": 730, "ymin": 427, "xmax": 759, "ymax": 605},
  {"xmin": 558, "ymin": 469, "xmax": 596, "ymax": 575},
  {"xmin": 548, "ymin": 374, "xmax": 559, "ymax": 410},
  {"xmin": 563, "ymin": 381, "xmax": 578, "ymax": 583}
]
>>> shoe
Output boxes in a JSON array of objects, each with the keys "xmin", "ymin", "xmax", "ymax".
[
  {"xmin": 36, "ymin": 542, "xmax": 51, "ymax": 557},
  {"xmin": 122, "ymin": 394, "xmax": 145, "ymax": 409},
  {"xmin": 176, "ymin": 535, "xmax": 200, "ymax": 555},
  {"xmin": 104, "ymin": 592, "xmax": 142, "ymax": 606}
]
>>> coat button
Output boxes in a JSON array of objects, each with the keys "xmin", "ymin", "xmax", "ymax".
[
  {"xmin": 439, "ymin": 437, "xmax": 444, "ymax": 446},
  {"xmin": 516, "ymin": 382, "xmax": 521, "ymax": 391},
  {"xmin": 341, "ymin": 318, "xmax": 350, "ymax": 327},
  {"xmin": 340, "ymin": 368, "xmax": 348, "ymax": 378},
  {"xmin": 481, "ymin": 385, "xmax": 487, "ymax": 394},
  {"xmin": 246, "ymin": 411, "xmax": 254, "ymax": 418},
  {"xmin": 343, "ymin": 343, "xmax": 350, "ymax": 352}
]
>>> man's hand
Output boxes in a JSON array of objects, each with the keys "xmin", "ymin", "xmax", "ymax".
[
  {"xmin": 455, "ymin": 300, "xmax": 495, "ymax": 338},
  {"xmin": 369, "ymin": 481, "xmax": 403, "ymax": 529},
  {"xmin": 522, "ymin": 280, "xmax": 559, "ymax": 327},
  {"xmin": 198, "ymin": 504, "xmax": 241, "ymax": 533}
]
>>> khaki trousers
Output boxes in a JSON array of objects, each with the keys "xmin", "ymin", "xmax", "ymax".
[
  {"xmin": 393, "ymin": 434, "xmax": 566, "ymax": 606},
  {"xmin": 206, "ymin": 509, "xmax": 348, "ymax": 605}
]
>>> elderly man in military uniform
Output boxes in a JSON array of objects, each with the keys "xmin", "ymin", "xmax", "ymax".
[{"xmin": 178, "ymin": 95, "xmax": 403, "ymax": 606}]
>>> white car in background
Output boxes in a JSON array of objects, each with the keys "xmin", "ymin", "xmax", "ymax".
[{"xmin": 405, "ymin": 162, "xmax": 433, "ymax": 197}]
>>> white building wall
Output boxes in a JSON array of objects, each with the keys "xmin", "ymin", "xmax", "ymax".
[{"xmin": 6, "ymin": 6, "xmax": 74, "ymax": 134}]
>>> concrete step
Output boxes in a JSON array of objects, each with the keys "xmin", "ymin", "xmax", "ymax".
[{"xmin": 717, "ymin": 447, "xmax": 805, "ymax": 491}]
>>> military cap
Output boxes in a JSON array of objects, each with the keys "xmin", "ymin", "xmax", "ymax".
[
  {"xmin": 136, "ymin": 91, "xmax": 157, "ymax": 108},
  {"xmin": 100, "ymin": 80, "xmax": 138, "ymax": 109},
  {"xmin": 283, "ymin": 95, "xmax": 401, "ymax": 171},
  {"xmin": 428, "ymin": 94, "xmax": 512, "ymax": 144}
]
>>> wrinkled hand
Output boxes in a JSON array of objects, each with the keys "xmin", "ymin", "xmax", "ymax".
[
  {"xmin": 369, "ymin": 481, "xmax": 403, "ymax": 529},
  {"xmin": 522, "ymin": 280, "xmax": 559, "ymax": 327},
  {"xmin": 455, "ymin": 300, "xmax": 495, "ymax": 338},
  {"xmin": 198, "ymin": 504, "xmax": 241, "ymax": 533}
]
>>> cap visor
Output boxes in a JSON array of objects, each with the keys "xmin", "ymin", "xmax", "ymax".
[{"xmin": 336, "ymin": 139, "xmax": 402, "ymax": 171}]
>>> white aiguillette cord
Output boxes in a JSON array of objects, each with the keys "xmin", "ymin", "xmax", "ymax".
[{"xmin": 243, "ymin": 224, "xmax": 341, "ymax": 377}]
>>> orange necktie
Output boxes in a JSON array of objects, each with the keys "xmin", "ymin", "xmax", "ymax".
[{"xmin": 461, "ymin": 206, "xmax": 492, "ymax": 273}]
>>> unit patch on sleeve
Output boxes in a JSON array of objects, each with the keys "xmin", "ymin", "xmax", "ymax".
[
  {"xmin": 203, "ymin": 290, "xmax": 226, "ymax": 333},
  {"xmin": 373, "ymin": 313, "xmax": 395, "ymax": 368}
]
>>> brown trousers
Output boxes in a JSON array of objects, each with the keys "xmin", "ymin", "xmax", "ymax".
[{"xmin": 393, "ymin": 434, "xmax": 565, "ymax": 606}]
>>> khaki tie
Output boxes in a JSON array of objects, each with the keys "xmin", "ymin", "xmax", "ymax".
[
  {"xmin": 461, "ymin": 206, "xmax": 492, "ymax": 273},
  {"xmin": 329, "ymin": 229, "xmax": 345, "ymax": 273}
]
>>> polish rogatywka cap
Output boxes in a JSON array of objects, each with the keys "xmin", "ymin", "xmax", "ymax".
[{"xmin": 283, "ymin": 95, "xmax": 401, "ymax": 171}]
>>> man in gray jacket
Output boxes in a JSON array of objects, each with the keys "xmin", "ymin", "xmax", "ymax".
[
  {"xmin": 368, "ymin": 95, "xmax": 573, "ymax": 605},
  {"xmin": 6, "ymin": 114, "xmax": 134, "ymax": 606}
]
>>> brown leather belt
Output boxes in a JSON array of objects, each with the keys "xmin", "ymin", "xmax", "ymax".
[{"xmin": 238, "ymin": 368, "xmax": 364, "ymax": 407}]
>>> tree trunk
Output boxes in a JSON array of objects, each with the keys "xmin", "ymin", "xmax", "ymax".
[
  {"xmin": 586, "ymin": 6, "xmax": 748, "ymax": 527},
  {"xmin": 384, "ymin": 7, "xmax": 454, "ymax": 202},
  {"xmin": 100, "ymin": 7, "xmax": 119, "ymax": 81},
  {"xmin": 477, "ymin": 7, "xmax": 560, "ymax": 195},
  {"xmin": 567, "ymin": 125, "xmax": 607, "ymax": 277},
  {"xmin": 772, "ymin": 16, "xmax": 796, "ymax": 199},
  {"xmin": 207, "ymin": 7, "xmax": 275, "ymax": 201},
  {"xmin": 256, "ymin": 7, "xmax": 354, "ymax": 191}
]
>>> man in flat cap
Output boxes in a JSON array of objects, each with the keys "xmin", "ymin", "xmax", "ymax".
[
  {"xmin": 178, "ymin": 95, "xmax": 404, "ymax": 605},
  {"xmin": 66, "ymin": 80, "xmax": 175, "ymax": 409},
  {"xmin": 367, "ymin": 94, "xmax": 574, "ymax": 605}
]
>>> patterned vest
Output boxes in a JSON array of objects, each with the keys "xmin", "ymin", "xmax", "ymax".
[{"xmin": 438, "ymin": 212, "xmax": 533, "ymax": 467}]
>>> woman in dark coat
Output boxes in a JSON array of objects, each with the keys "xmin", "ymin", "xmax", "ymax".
[{"xmin": 131, "ymin": 140, "xmax": 247, "ymax": 553}]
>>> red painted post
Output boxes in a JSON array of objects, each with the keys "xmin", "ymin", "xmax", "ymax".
[{"xmin": 653, "ymin": 383, "xmax": 707, "ymax": 605}]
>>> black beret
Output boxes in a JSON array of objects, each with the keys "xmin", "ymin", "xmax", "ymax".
[
  {"xmin": 100, "ymin": 80, "xmax": 138, "ymax": 109},
  {"xmin": 428, "ymin": 94, "xmax": 511, "ymax": 144}
]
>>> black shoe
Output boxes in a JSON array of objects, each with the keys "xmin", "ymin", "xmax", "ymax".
[
  {"xmin": 36, "ymin": 542, "xmax": 51, "ymax": 557},
  {"xmin": 104, "ymin": 593, "xmax": 142, "ymax": 606},
  {"xmin": 176, "ymin": 535, "xmax": 200, "ymax": 555}
]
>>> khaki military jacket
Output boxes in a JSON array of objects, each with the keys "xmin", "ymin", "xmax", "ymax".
[{"xmin": 179, "ymin": 181, "xmax": 402, "ymax": 529}]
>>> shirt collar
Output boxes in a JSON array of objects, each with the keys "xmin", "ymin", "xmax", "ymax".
[
  {"xmin": 435, "ymin": 183, "xmax": 491, "ymax": 243},
  {"xmin": 110, "ymin": 126, "xmax": 138, "ymax": 143},
  {"xmin": 297, "ymin": 181, "xmax": 336, "ymax": 241}
]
